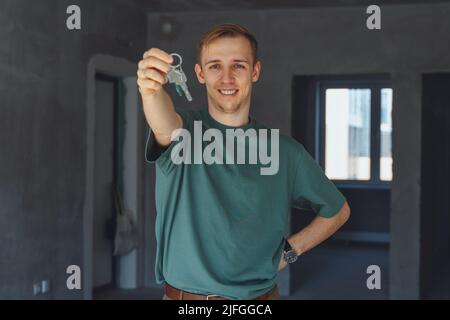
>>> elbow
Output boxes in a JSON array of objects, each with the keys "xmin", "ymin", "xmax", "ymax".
[
  {"xmin": 341, "ymin": 201, "xmax": 351, "ymax": 224},
  {"xmin": 336, "ymin": 201, "xmax": 350, "ymax": 228}
]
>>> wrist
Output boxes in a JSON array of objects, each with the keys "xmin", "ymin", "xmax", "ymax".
[
  {"xmin": 283, "ymin": 237, "xmax": 299, "ymax": 264},
  {"xmin": 287, "ymin": 234, "xmax": 303, "ymax": 256}
]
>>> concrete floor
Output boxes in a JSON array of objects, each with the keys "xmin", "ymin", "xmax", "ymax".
[
  {"xmin": 92, "ymin": 243, "xmax": 450, "ymax": 300},
  {"xmin": 288, "ymin": 241, "xmax": 389, "ymax": 300},
  {"xmin": 422, "ymin": 257, "xmax": 450, "ymax": 300},
  {"xmin": 94, "ymin": 241, "xmax": 391, "ymax": 300}
]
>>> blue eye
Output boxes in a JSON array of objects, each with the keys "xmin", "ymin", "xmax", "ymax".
[{"xmin": 235, "ymin": 64, "xmax": 245, "ymax": 69}]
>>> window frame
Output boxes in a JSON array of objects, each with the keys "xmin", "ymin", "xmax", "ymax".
[{"xmin": 316, "ymin": 77, "xmax": 392, "ymax": 189}]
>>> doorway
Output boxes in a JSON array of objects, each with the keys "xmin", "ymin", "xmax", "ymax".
[
  {"xmin": 83, "ymin": 55, "xmax": 146, "ymax": 300},
  {"xmin": 92, "ymin": 74, "xmax": 119, "ymax": 292}
]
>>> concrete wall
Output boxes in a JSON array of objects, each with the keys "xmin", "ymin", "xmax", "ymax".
[
  {"xmin": 0, "ymin": 0, "xmax": 146, "ymax": 299},
  {"xmin": 420, "ymin": 73, "xmax": 450, "ymax": 298},
  {"xmin": 2, "ymin": 0, "xmax": 449, "ymax": 299},
  {"xmin": 146, "ymin": 3, "xmax": 450, "ymax": 298},
  {"xmin": 147, "ymin": 3, "xmax": 450, "ymax": 131}
]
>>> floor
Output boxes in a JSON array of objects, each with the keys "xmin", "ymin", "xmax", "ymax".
[
  {"xmin": 287, "ymin": 241, "xmax": 389, "ymax": 300},
  {"xmin": 92, "ymin": 242, "xmax": 450, "ymax": 300},
  {"xmin": 422, "ymin": 257, "xmax": 450, "ymax": 300},
  {"xmin": 94, "ymin": 241, "xmax": 392, "ymax": 300}
]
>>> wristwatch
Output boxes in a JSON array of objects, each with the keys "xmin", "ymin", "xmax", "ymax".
[{"xmin": 283, "ymin": 238, "xmax": 298, "ymax": 264}]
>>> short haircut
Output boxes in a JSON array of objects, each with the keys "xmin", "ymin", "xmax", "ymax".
[{"xmin": 197, "ymin": 23, "xmax": 258, "ymax": 66}]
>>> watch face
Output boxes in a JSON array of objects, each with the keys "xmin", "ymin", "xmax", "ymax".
[{"xmin": 284, "ymin": 250, "xmax": 298, "ymax": 264}]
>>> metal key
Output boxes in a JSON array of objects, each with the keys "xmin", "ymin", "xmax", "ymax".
[
  {"xmin": 168, "ymin": 65, "xmax": 192, "ymax": 101},
  {"xmin": 167, "ymin": 53, "xmax": 193, "ymax": 102}
]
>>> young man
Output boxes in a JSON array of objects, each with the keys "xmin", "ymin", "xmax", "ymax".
[{"xmin": 137, "ymin": 23, "xmax": 350, "ymax": 300}]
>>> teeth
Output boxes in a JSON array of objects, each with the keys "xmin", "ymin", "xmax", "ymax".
[{"xmin": 219, "ymin": 90, "xmax": 238, "ymax": 95}]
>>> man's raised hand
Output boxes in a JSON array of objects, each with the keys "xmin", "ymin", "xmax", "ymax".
[{"xmin": 137, "ymin": 48, "xmax": 174, "ymax": 97}]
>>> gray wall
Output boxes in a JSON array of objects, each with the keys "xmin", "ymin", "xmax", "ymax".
[
  {"xmin": 0, "ymin": 0, "xmax": 146, "ymax": 299},
  {"xmin": 148, "ymin": 4, "xmax": 450, "ymax": 130},
  {"xmin": 2, "ymin": 0, "xmax": 449, "ymax": 299},
  {"xmin": 420, "ymin": 73, "xmax": 450, "ymax": 298},
  {"xmin": 147, "ymin": 3, "xmax": 450, "ymax": 298}
]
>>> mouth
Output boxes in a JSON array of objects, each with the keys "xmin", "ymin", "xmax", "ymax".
[{"xmin": 218, "ymin": 89, "xmax": 239, "ymax": 97}]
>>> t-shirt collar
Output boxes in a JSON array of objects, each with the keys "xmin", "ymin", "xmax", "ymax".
[{"xmin": 204, "ymin": 109, "xmax": 254, "ymax": 133}]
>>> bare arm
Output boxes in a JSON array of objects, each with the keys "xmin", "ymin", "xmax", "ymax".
[
  {"xmin": 137, "ymin": 48, "xmax": 183, "ymax": 147},
  {"xmin": 278, "ymin": 201, "xmax": 351, "ymax": 271}
]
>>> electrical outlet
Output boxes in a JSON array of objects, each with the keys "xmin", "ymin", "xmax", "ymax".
[
  {"xmin": 41, "ymin": 280, "xmax": 51, "ymax": 294},
  {"xmin": 33, "ymin": 280, "xmax": 51, "ymax": 296},
  {"xmin": 33, "ymin": 282, "xmax": 42, "ymax": 296}
]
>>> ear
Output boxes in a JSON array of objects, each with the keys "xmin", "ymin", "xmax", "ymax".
[
  {"xmin": 194, "ymin": 64, "xmax": 206, "ymax": 84},
  {"xmin": 251, "ymin": 61, "xmax": 261, "ymax": 83}
]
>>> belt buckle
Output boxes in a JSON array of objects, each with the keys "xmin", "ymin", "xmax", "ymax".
[{"xmin": 206, "ymin": 294, "xmax": 221, "ymax": 300}]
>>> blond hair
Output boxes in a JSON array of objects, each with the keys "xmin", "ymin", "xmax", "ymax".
[{"xmin": 197, "ymin": 23, "xmax": 258, "ymax": 66}]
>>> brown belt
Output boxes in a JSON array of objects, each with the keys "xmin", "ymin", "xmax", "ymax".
[{"xmin": 164, "ymin": 283, "xmax": 275, "ymax": 300}]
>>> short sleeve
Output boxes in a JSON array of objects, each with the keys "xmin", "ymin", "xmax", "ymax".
[
  {"xmin": 144, "ymin": 108, "xmax": 192, "ymax": 172},
  {"xmin": 291, "ymin": 144, "xmax": 346, "ymax": 218}
]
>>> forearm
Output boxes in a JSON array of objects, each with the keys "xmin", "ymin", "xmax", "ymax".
[
  {"xmin": 288, "ymin": 202, "xmax": 350, "ymax": 256},
  {"xmin": 277, "ymin": 202, "xmax": 350, "ymax": 272},
  {"xmin": 142, "ymin": 88, "xmax": 182, "ymax": 147}
]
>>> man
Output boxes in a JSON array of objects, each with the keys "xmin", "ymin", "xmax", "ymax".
[{"xmin": 137, "ymin": 23, "xmax": 350, "ymax": 300}]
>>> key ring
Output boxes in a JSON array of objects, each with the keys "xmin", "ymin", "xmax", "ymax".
[{"xmin": 170, "ymin": 53, "xmax": 182, "ymax": 69}]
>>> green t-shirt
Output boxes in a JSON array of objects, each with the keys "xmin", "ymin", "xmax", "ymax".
[{"xmin": 145, "ymin": 108, "xmax": 346, "ymax": 299}]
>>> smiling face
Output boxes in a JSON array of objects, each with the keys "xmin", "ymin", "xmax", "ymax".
[{"xmin": 194, "ymin": 36, "xmax": 261, "ymax": 117}]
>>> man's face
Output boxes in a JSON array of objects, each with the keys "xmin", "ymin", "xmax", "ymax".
[{"xmin": 194, "ymin": 36, "xmax": 261, "ymax": 115}]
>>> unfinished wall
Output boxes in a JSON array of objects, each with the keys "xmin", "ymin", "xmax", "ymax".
[
  {"xmin": 2, "ymin": 0, "xmax": 449, "ymax": 299},
  {"xmin": 0, "ymin": 0, "xmax": 146, "ymax": 299}
]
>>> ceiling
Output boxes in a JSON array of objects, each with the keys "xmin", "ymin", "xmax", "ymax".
[{"xmin": 130, "ymin": 0, "xmax": 450, "ymax": 12}]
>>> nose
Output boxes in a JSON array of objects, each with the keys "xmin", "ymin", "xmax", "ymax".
[{"xmin": 221, "ymin": 67, "xmax": 235, "ymax": 84}]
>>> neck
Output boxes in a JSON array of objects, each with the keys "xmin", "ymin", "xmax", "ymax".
[
  {"xmin": 208, "ymin": 106, "xmax": 250, "ymax": 127},
  {"xmin": 207, "ymin": 98, "xmax": 251, "ymax": 127}
]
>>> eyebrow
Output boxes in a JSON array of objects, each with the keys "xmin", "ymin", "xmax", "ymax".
[{"xmin": 205, "ymin": 59, "xmax": 250, "ymax": 65}]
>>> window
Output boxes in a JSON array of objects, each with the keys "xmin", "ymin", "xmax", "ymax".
[
  {"xmin": 318, "ymin": 79, "xmax": 392, "ymax": 185},
  {"xmin": 380, "ymin": 89, "xmax": 393, "ymax": 181},
  {"xmin": 325, "ymin": 89, "xmax": 371, "ymax": 180}
]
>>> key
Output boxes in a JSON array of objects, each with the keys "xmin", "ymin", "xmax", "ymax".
[
  {"xmin": 167, "ymin": 68, "xmax": 184, "ymax": 84},
  {"xmin": 167, "ymin": 53, "xmax": 193, "ymax": 102},
  {"xmin": 169, "ymin": 66, "xmax": 192, "ymax": 101},
  {"xmin": 167, "ymin": 67, "xmax": 191, "ymax": 101},
  {"xmin": 177, "ymin": 81, "xmax": 193, "ymax": 102}
]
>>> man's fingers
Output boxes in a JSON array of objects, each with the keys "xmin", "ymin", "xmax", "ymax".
[
  {"xmin": 137, "ymin": 48, "xmax": 172, "ymax": 97},
  {"xmin": 137, "ymin": 78, "xmax": 162, "ymax": 91},
  {"xmin": 137, "ymin": 68, "xmax": 167, "ymax": 84},
  {"xmin": 143, "ymin": 48, "xmax": 174, "ymax": 64},
  {"xmin": 138, "ymin": 56, "xmax": 172, "ymax": 74}
]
